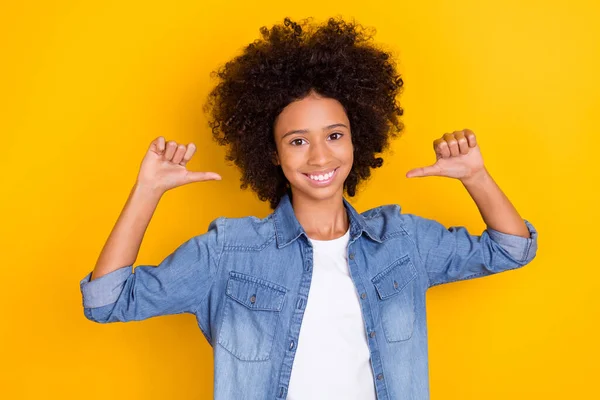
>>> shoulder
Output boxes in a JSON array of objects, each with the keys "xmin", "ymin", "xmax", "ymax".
[
  {"xmin": 208, "ymin": 214, "xmax": 276, "ymax": 251},
  {"xmin": 357, "ymin": 205, "xmax": 447, "ymax": 258},
  {"xmin": 358, "ymin": 203, "xmax": 441, "ymax": 239},
  {"xmin": 359, "ymin": 203, "xmax": 409, "ymax": 240}
]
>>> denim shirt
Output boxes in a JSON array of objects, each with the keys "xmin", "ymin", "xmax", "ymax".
[{"xmin": 80, "ymin": 192, "xmax": 538, "ymax": 400}]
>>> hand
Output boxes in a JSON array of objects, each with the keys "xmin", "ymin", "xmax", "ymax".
[
  {"xmin": 136, "ymin": 136, "xmax": 221, "ymax": 195},
  {"xmin": 405, "ymin": 129, "xmax": 486, "ymax": 183}
]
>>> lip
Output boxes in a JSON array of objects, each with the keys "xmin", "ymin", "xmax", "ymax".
[{"xmin": 302, "ymin": 167, "xmax": 339, "ymax": 186}]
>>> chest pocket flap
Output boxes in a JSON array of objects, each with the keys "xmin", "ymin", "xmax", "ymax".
[
  {"xmin": 225, "ymin": 272, "xmax": 286, "ymax": 311},
  {"xmin": 372, "ymin": 255, "xmax": 417, "ymax": 300}
]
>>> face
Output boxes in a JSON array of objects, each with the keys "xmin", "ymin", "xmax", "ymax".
[{"xmin": 273, "ymin": 90, "xmax": 354, "ymax": 203}]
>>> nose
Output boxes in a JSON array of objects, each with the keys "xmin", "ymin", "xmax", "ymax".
[{"xmin": 307, "ymin": 141, "xmax": 330, "ymax": 166}]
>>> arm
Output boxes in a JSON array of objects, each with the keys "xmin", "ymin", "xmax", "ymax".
[
  {"xmin": 461, "ymin": 166, "xmax": 531, "ymax": 239},
  {"xmin": 404, "ymin": 129, "xmax": 538, "ymax": 287},
  {"xmin": 90, "ymin": 183, "xmax": 162, "ymax": 282},
  {"xmin": 402, "ymin": 211, "xmax": 537, "ymax": 288},
  {"xmin": 80, "ymin": 136, "xmax": 223, "ymax": 323},
  {"xmin": 79, "ymin": 215, "xmax": 224, "ymax": 323}
]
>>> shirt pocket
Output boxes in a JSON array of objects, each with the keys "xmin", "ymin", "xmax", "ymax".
[
  {"xmin": 371, "ymin": 255, "xmax": 417, "ymax": 342},
  {"xmin": 217, "ymin": 271, "xmax": 287, "ymax": 361}
]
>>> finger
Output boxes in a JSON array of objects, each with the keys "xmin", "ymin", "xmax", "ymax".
[
  {"xmin": 150, "ymin": 136, "xmax": 166, "ymax": 154},
  {"xmin": 186, "ymin": 171, "xmax": 222, "ymax": 182},
  {"xmin": 172, "ymin": 144, "xmax": 187, "ymax": 165},
  {"xmin": 406, "ymin": 164, "xmax": 442, "ymax": 178},
  {"xmin": 157, "ymin": 136, "xmax": 165, "ymax": 153},
  {"xmin": 164, "ymin": 141, "xmax": 178, "ymax": 161},
  {"xmin": 434, "ymin": 138, "xmax": 451, "ymax": 159},
  {"xmin": 455, "ymin": 131, "xmax": 469, "ymax": 155},
  {"xmin": 445, "ymin": 132, "xmax": 459, "ymax": 157},
  {"xmin": 464, "ymin": 129, "xmax": 477, "ymax": 148},
  {"xmin": 179, "ymin": 143, "xmax": 196, "ymax": 166}
]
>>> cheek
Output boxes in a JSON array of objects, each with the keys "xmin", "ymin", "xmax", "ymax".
[
  {"xmin": 341, "ymin": 142, "xmax": 354, "ymax": 164},
  {"xmin": 278, "ymin": 153, "xmax": 302, "ymax": 179},
  {"xmin": 279, "ymin": 150, "xmax": 300, "ymax": 168},
  {"xmin": 334, "ymin": 143, "xmax": 354, "ymax": 178}
]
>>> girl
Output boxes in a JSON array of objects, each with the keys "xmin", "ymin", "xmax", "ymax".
[{"xmin": 80, "ymin": 17, "xmax": 538, "ymax": 400}]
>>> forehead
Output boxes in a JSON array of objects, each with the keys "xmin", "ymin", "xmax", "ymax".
[{"xmin": 274, "ymin": 93, "xmax": 349, "ymax": 135}]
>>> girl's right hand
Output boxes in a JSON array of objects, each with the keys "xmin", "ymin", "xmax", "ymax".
[{"xmin": 136, "ymin": 136, "xmax": 221, "ymax": 195}]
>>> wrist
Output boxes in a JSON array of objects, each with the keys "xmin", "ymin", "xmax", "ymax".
[
  {"xmin": 460, "ymin": 167, "xmax": 490, "ymax": 187},
  {"xmin": 133, "ymin": 181, "xmax": 164, "ymax": 202}
]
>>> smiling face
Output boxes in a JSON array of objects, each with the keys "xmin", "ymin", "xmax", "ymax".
[{"xmin": 273, "ymin": 90, "xmax": 354, "ymax": 204}]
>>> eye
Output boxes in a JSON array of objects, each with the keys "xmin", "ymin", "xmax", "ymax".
[
  {"xmin": 328, "ymin": 132, "xmax": 344, "ymax": 140},
  {"xmin": 290, "ymin": 138, "xmax": 306, "ymax": 146}
]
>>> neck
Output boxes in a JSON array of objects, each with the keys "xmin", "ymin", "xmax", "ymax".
[{"xmin": 289, "ymin": 188, "xmax": 349, "ymax": 240}]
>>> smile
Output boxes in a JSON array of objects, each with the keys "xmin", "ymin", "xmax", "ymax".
[{"xmin": 303, "ymin": 168, "xmax": 338, "ymax": 186}]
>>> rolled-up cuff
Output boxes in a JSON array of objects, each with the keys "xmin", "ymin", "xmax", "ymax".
[
  {"xmin": 80, "ymin": 265, "xmax": 133, "ymax": 308},
  {"xmin": 486, "ymin": 219, "xmax": 538, "ymax": 263}
]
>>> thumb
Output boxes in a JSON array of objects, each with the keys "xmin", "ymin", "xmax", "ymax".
[
  {"xmin": 186, "ymin": 171, "xmax": 222, "ymax": 183},
  {"xmin": 406, "ymin": 164, "xmax": 441, "ymax": 178}
]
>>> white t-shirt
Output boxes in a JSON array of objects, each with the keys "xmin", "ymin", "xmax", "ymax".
[{"xmin": 287, "ymin": 228, "xmax": 377, "ymax": 400}]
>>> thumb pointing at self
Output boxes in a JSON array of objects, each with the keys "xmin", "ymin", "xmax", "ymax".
[
  {"xmin": 185, "ymin": 171, "xmax": 222, "ymax": 183},
  {"xmin": 406, "ymin": 164, "xmax": 443, "ymax": 178}
]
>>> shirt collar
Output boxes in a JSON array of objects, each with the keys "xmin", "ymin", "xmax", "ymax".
[{"xmin": 272, "ymin": 190, "xmax": 382, "ymax": 248}]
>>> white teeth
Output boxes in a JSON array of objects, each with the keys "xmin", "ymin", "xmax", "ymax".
[{"xmin": 309, "ymin": 170, "xmax": 334, "ymax": 181}]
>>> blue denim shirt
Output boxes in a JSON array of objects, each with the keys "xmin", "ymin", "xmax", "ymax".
[{"xmin": 80, "ymin": 192, "xmax": 538, "ymax": 399}]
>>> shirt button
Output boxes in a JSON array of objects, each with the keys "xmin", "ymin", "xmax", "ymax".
[
  {"xmin": 370, "ymin": 331, "xmax": 376, "ymax": 338},
  {"xmin": 361, "ymin": 293, "xmax": 367, "ymax": 299},
  {"xmin": 289, "ymin": 340, "xmax": 295, "ymax": 350},
  {"xmin": 250, "ymin": 295, "xmax": 256, "ymax": 304},
  {"xmin": 377, "ymin": 373, "xmax": 384, "ymax": 380},
  {"xmin": 393, "ymin": 281, "xmax": 399, "ymax": 289},
  {"xmin": 349, "ymin": 253, "xmax": 355, "ymax": 260}
]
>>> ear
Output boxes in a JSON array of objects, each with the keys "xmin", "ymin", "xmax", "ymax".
[{"xmin": 272, "ymin": 152, "xmax": 280, "ymax": 166}]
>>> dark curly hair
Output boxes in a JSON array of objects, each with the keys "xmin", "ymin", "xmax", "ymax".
[{"xmin": 204, "ymin": 16, "xmax": 404, "ymax": 209}]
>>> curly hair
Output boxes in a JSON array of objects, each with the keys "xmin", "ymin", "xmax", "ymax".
[{"xmin": 204, "ymin": 16, "xmax": 404, "ymax": 209}]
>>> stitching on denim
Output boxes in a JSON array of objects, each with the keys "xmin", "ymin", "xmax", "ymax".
[
  {"xmin": 362, "ymin": 206, "xmax": 383, "ymax": 219},
  {"xmin": 371, "ymin": 255, "xmax": 415, "ymax": 291},
  {"xmin": 227, "ymin": 271, "xmax": 289, "ymax": 293},
  {"xmin": 370, "ymin": 255, "xmax": 417, "ymax": 342},
  {"xmin": 225, "ymin": 280, "xmax": 286, "ymax": 312},
  {"xmin": 224, "ymin": 234, "xmax": 276, "ymax": 252},
  {"xmin": 380, "ymin": 284, "xmax": 416, "ymax": 343},
  {"xmin": 197, "ymin": 320, "xmax": 212, "ymax": 344},
  {"xmin": 216, "ymin": 298, "xmax": 280, "ymax": 362},
  {"xmin": 216, "ymin": 298, "xmax": 274, "ymax": 361},
  {"xmin": 429, "ymin": 271, "xmax": 489, "ymax": 287},
  {"xmin": 380, "ymin": 230, "xmax": 407, "ymax": 241},
  {"xmin": 428, "ymin": 263, "xmax": 522, "ymax": 287},
  {"xmin": 217, "ymin": 342, "xmax": 272, "ymax": 362},
  {"xmin": 399, "ymin": 220, "xmax": 432, "ymax": 289},
  {"xmin": 192, "ymin": 217, "xmax": 226, "ymax": 325},
  {"xmin": 522, "ymin": 237, "xmax": 532, "ymax": 262}
]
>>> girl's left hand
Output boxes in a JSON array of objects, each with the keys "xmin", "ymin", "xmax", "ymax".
[{"xmin": 405, "ymin": 129, "xmax": 486, "ymax": 182}]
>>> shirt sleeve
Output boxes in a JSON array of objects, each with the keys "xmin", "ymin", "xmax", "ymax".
[
  {"xmin": 79, "ymin": 217, "xmax": 225, "ymax": 323},
  {"xmin": 400, "ymin": 213, "xmax": 538, "ymax": 288}
]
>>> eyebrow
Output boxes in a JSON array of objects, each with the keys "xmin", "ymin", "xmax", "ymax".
[{"xmin": 281, "ymin": 123, "xmax": 349, "ymax": 140}]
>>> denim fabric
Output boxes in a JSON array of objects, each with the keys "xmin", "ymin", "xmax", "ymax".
[{"xmin": 80, "ymin": 191, "xmax": 538, "ymax": 399}]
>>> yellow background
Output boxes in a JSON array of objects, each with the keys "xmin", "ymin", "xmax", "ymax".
[{"xmin": 1, "ymin": 0, "xmax": 598, "ymax": 398}]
